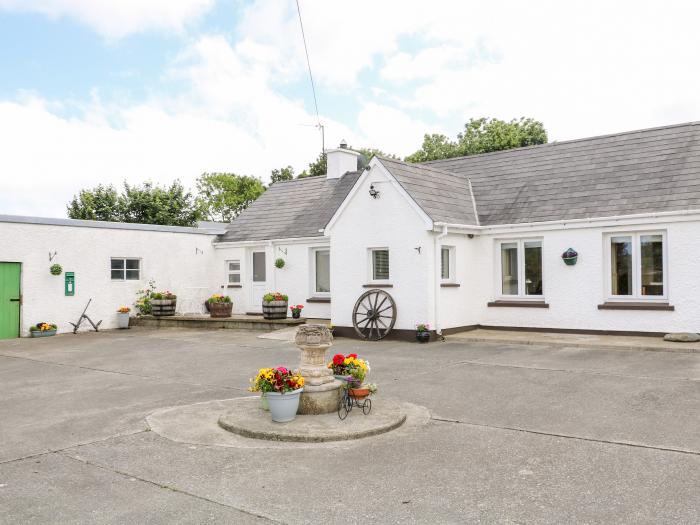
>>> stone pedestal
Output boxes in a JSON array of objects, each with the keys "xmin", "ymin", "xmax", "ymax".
[{"xmin": 295, "ymin": 324, "xmax": 340, "ymax": 415}]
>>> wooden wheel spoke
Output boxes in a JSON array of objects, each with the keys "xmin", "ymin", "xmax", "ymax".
[{"xmin": 352, "ymin": 289, "xmax": 396, "ymax": 340}]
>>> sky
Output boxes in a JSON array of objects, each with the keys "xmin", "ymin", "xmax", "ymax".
[{"xmin": 1, "ymin": 0, "xmax": 700, "ymax": 217}]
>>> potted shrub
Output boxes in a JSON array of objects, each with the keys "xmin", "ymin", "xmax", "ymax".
[
  {"xmin": 207, "ymin": 294, "xmax": 233, "ymax": 318},
  {"xmin": 249, "ymin": 366, "xmax": 305, "ymax": 422},
  {"xmin": 327, "ymin": 353, "xmax": 375, "ymax": 399},
  {"xmin": 289, "ymin": 304, "xmax": 304, "ymax": 319},
  {"xmin": 275, "ymin": 258, "xmax": 285, "ymax": 269},
  {"xmin": 262, "ymin": 292, "xmax": 288, "ymax": 320},
  {"xmin": 562, "ymin": 248, "xmax": 578, "ymax": 266},
  {"xmin": 151, "ymin": 291, "xmax": 177, "ymax": 316},
  {"xmin": 116, "ymin": 307, "xmax": 130, "ymax": 329},
  {"xmin": 30, "ymin": 322, "xmax": 57, "ymax": 337},
  {"xmin": 416, "ymin": 323, "xmax": 430, "ymax": 343}
]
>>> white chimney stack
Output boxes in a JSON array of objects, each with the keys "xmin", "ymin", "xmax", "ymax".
[{"xmin": 325, "ymin": 140, "xmax": 362, "ymax": 179}]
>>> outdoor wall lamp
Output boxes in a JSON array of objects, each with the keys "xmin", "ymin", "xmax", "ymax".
[{"xmin": 369, "ymin": 184, "xmax": 380, "ymax": 199}]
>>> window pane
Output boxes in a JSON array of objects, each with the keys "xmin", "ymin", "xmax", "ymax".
[
  {"xmin": 641, "ymin": 235, "xmax": 663, "ymax": 296},
  {"xmin": 611, "ymin": 236, "xmax": 633, "ymax": 295},
  {"xmin": 111, "ymin": 259, "xmax": 124, "ymax": 270},
  {"xmin": 228, "ymin": 273, "xmax": 241, "ymax": 283},
  {"xmin": 125, "ymin": 259, "xmax": 139, "ymax": 270},
  {"xmin": 253, "ymin": 252, "xmax": 266, "ymax": 282},
  {"xmin": 441, "ymin": 247, "xmax": 450, "ymax": 280},
  {"xmin": 315, "ymin": 250, "xmax": 330, "ymax": 293},
  {"xmin": 111, "ymin": 270, "xmax": 124, "ymax": 280},
  {"xmin": 125, "ymin": 269, "xmax": 140, "ymax": 280},
  {"xmin": 501, "ymin": 243, "xmax": 518, "ymax": 295},
  {"xmin": 524, "ymin": 241, "xmax": 542, "ymax": 295},
  {"xmin": 228, "ymin": 261, "xmax": 240, "ymax": 272},
  {"xmin": 373, "ymin": 250, "xmax": 389, "ymax": 280}
]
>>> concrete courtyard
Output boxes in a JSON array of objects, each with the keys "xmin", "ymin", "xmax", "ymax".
[{"xmin": 1, "ymin": 328, "xmax": 699, "ymax": 524}]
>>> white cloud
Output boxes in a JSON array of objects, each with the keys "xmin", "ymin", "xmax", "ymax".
[{"xmin": 0, "ymin": 0, "xmax": 215, "ymax": 38}]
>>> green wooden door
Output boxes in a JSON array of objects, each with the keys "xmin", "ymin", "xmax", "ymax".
[{"xmin": 0, "ymin": 262, "xmax": 21, "ymax": 339}]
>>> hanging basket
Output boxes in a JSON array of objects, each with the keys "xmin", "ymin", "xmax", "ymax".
[{"xmin": 561, "ymin": 248, "xmax": 578, "ymax": 266}]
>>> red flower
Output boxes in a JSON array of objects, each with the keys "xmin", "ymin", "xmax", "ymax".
[
  {"xmin": 347, "ymin": 353, "xmax": 358, "ymax": 359},
  {"xmin": 332, "ymin": 354, "xmax": 344, "ymax": 366},
  {"xmin": 275, "ymin": 366, "xmax": 289, "ymax": 374}
]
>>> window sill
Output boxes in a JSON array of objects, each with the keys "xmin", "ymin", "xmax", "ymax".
[
  {"xmin": 306, "ymin": 297, "xmax": 330, "ymax": 303},
  {"xmin": 363, "ymin": 283, "xmax": 393, "ymax": 288},
  {"xmin": 487, "ymin": 300, "xmax": 549, "ymax": 308},
  {"xmin": 441, "ymin": 283, "xmax": 460, "ymax": 288},
  {"xmin": 226, "ymin": 284, "xmax": 243, "ymax": 288},
  {"xmin": 598, "ymin": 302, "xmax": 674, "ymax": 311}
]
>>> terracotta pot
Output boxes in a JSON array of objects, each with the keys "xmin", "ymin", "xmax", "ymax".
[
  {"xmin": 348, "ymin": 386, "xmax": 370, "ymax": 400},
  {"xmin": 209, "ymin": 301, "xmax": 233, "ymax": 318}
]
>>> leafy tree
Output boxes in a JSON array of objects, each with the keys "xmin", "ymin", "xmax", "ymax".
[
  {"xmin": 298, "ymin": 153, "xmax": 327, "ymax": 178},
  {"xmin": 270, "ymin": 166, "xmax": 294, "ymax": 184},
  {"xmin": 67, "ymin": 184, "xmax": 122, "ymax": 221},
  {"xmin": 121, "ymin": 181, "xmax": 201, "ymax": 226},
  {"xmin": 405, "ymin": 117, "xmax": 547, "ymax": 162},
  {"xmin": 195, "ymin": 172, "xmax": 265, "ymax": 222}
]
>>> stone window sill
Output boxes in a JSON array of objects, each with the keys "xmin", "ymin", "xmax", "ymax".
[
  {"xmin": 226, "ymin": 284, "xmax": 243, "ymax": 288},
  {"xmin": 487, "ymin": 300, "xmax": 549, "ymax": 308},
  {"xmin": 598, "ymin": 302, "xmax": 674, "ymax": 311},
  {"xmin": 441, "ymin": 283, "xmax": 460, "ymax": 288},
  {"xmin": 306, "ymin": 297, "xmax": 331, "ymax": 303},
  {"xmin": 363, "ymin": 283, "xmax": 393, "ymax": 288}
]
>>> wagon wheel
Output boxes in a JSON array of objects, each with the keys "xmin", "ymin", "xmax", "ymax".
[{"xmin": 352, "ymin": 289, "xmax": 396, "ymax": 341}]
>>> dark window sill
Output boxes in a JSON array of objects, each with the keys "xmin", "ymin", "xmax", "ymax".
[
  {"xmin": 306, "ymin": 297, "xmax": 330, "ymax": 303},
  {"xmin": 487, "ymin": 300, "xmax": 549, "ymax": 308},
  {"xmin": 226, "ymin": 284, "xmax": 243, "ymax": 288},
  {"xmin": 363, "ymin": 283, "xmax": 393, "ymax": 288},
  {"xmin": 598, "ymin": 302, "xmax": 674, "ymax": 311},
  {"xmin": 441, "ymin": 283, "xmax": 460, "ymax": 288}
]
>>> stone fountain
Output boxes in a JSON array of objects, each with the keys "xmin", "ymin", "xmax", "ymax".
[{"xmin": 295, "ymin": 324, "xmax": 341, "ymax": 415}]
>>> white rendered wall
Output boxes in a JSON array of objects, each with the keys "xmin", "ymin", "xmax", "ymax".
[
  {"xmin": 0, "ymin": 222, "xmax": 219, "ymax": 335},
  {"xmin": 328, "ymin": 168, "xmax": 435, "ymax": 331}
]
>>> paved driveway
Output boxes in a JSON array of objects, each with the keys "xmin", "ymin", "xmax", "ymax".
[{"xmin": 1, "ymin": 328, "xmax": 698, "ymax": 524}]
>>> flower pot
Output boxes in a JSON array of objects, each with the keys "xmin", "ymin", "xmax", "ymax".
[
  {"xmin": 334, "ymin": 374, "xmax": 350, "ymax": 382},
  {"xmin": 151, "ymin": 299, "xmax": 176, "ymax": 316},
  {"xmin": 348, "ymin": 386, "xmax": 370, "ymax": 400},
  {"xmin": 291, "ymin": 310, "xmax": 301, "ymax": 319},
  {"xmin": 209, "ymin": 302, "xmax": 233, "ymax": 318},
  {"xmin": 260, "ymin": 393, "xmax": 269, "ymax": 411},
  {"xmin": 116, "ymin": 312, "xmax": 130, "ymax": 329},
  {"xmin": 563, "ymin": 256, "xmax": 578, "ymax": 266},
  {"xmin": 262, "ymin": 300, "xmax": 287, "ymax": 320},
  {"xmin": 30, "ymin": 329, "xmax": 56, "ymax": 338},
  {"xmin": 416, "ymin": 331, "xmax": 430, "ymax": 343},
  {"xmin": 265, "ymin": 388, "xmax": 303, "ymax": 422}
]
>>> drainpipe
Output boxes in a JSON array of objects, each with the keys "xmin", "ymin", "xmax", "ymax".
[{"xmin": 434, "ymin": 224, "xmax": 448, "ymax": 337}]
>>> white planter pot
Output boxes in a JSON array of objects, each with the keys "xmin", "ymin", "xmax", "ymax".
[
  {"xmin": 266, "ymin": 388, "xmax": 303, "ymax": 423},
  {"xmin": 116, "ymin": 312, "xmax": 130, "ymax": 329}
]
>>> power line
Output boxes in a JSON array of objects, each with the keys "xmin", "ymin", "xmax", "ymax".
[{"xmin": 295, "ymin": 0, "xmax": 324, "ymax": 152}]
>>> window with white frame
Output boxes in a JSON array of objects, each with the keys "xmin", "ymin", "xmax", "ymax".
[
  {"xmin": 111, "ymin": 258, "xmax": 140, "ymax": 281},
  {"xmin": 312, "ymin": 249, "xmax": 330, "ymax": 294},
  {"xmin": 498, "ymin": 240, "xmax": 542, "ymax": 297},
  {"xmin": 607, "ymin": 232, "xmax": 665, "ymax": 299},
  {"xmin": 441, "ymin": 246, "xmax": 454, "ymax": 281},
  {"xmin": 226, "ymin": 260, "xmax": 241, "ymax": 285},
  {"xmin": 370, "ymin": 248, "xmax": 390, "ymax": 281}
]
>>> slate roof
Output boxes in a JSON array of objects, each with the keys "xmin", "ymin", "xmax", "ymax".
[
  {"xmin": 218, "ymin": 171, "xmax": 362, "ymax": 242},
  {"xmin": 377, "ymin": 157, "xmax": 479, "ymax": 225},
  {"xmin": 424, "ymin": 121, "xmax": 700, "ymax": 226}
]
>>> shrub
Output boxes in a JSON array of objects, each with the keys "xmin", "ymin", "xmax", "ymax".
[
  {"xmin": 263, "ymin": 292, "xmax": 288, "ymax": 302},
  {"xmin": 207, "ymin": 294, "xmax": 232, "ymax": 304},
  {"xmin": 275, "ymin": 258, "xmax": 285, "ymax": 269},
  {"xmin": 49, "ymin": 264, "xmax": 63, "ymax": 276}
]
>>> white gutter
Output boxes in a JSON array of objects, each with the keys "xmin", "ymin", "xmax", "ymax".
[
  {"xmin": 213, "ymin": 235, "xmax": 330, "ymax": 248},
  {"xmin": 434, "ymin": 224, "xmax": 448, "ymax": 337}
]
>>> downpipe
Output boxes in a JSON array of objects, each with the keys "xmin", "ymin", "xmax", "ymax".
[{"xmin": 434, "ymin": 224, "xmax": 448, "ymax": 338}]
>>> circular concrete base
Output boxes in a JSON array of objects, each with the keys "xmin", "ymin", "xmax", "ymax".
[{"xmin": 218, "ymin": 397, "xmax": 406, "ymax": 442}]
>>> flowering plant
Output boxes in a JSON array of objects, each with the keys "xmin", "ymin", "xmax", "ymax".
[
  {"xmin": 327, "ymin": 353, "xmax": 370, "ymax": 384},
  {"xmin": 416, "ymin": 323, "xmax": 430, "ymax": 333},
  {"xmin": 117, "ymin": 306, "xmax": 131, "ymax": 313},
  {"xmin": 250, "ymin": 366, "xmax": 305, "ymax": 394},
  {"xmin": 30, "ymin": 322, "xmax": 57, "ymax": 332},
  {"xmin": 263, "ymin": 292, "xmax": 288, "ymax": 302},
  {"xmin": 289, "ymin": 304, "xmax": 304, "ymax": 313},
  {"xmin": 207, "ymin": 294, "xmax": 231, "ymax": 304},
  {"xmin": 151, "ymin": 291, "xmax": 177, "ymax": 300}
]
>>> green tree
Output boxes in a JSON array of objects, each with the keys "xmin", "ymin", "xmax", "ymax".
[
  {"xmin": 270, "ymin": 166, "xmax": 294, "ymax": 184},
  {"xmin": 195, "ymin": 172, "xmax": 266, "ymax": 222},
  {"xmin": 67, "ymin": 184, "xmax": 123, "ymax": 221},
  {"xmin": 121, "ymin": 181, "xmax": 201, "ymax": 226},
  {"xmin": 298, "ymin": 153, "xmax": 327, "ymax": 178},
  {"xmin": 405, "ymin": 117, "xmax": 547, "ymax": 162}
]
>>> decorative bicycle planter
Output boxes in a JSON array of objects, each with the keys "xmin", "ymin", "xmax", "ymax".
[{"xmin": 338, "ymin": 384, "xmax": 372, "ymax": 420}]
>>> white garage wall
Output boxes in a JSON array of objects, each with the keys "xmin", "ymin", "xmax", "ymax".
[{"xmin": 0, "ymin": 220, "xmax": 219, "ymax": 335}]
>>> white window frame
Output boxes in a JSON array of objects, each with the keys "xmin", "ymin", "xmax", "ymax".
[
  {"xmin": 225, "ymin": 259, "xmax": 241, "ymax": 287},
  {"xmin": 440, "ymin": 245, "xmax": 456, "ymax": 282},
  {"xmin": 604, "ymin": 231, "xmax": 668, "ymax": 301},
  {"xmin": 368, "ymin": 247, "xmax": 390, "ymax": 283},
  {"xmin": 310, "ymin": 247, "xmax": 331, "ymax": 296},
  {"xmin": 110, "ymin": 257, "xmax": 141, "ymax": 281},
  {"xmin": 496, "ymin": 239, "xmax": 544, "ymax": 299}
]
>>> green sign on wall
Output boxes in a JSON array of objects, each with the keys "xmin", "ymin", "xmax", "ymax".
[{"xmin": 65, "ymin": 272, "xmax": 75, "ymax": 296}]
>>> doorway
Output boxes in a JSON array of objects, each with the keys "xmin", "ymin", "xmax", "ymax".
[
  {"xmin": 0, "ymin": 262, "xmax": 21, "ymax": 339},
  {"xmin": 249, "ymin": 251, "xmax": 266, "ymax": 313}
]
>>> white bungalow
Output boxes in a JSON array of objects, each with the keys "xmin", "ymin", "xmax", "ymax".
[{"xmin": 1, "ymin": 121, "xmax": 699, "ymax": 339}]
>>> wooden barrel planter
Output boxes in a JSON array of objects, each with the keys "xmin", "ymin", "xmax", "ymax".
[
  {"xmin": 262, "ymin": 300, "xmax": 288, "ymax": 320},
  {"xmin": 151, "ymin": 299, "xmax": 176, "ymax": 316},
  {"xmin": 209, "ymin": 302, "xmax": 233, "ymax": 318}
]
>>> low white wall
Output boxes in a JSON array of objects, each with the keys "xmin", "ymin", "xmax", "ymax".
[{"xmin": 0, "ymin": 222, "xmax": 218, "ymax": 335}]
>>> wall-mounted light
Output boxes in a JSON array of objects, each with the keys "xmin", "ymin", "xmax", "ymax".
[{"xmin": 369, "ymin": 184, "xmax": 380, "ymax": 199}]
